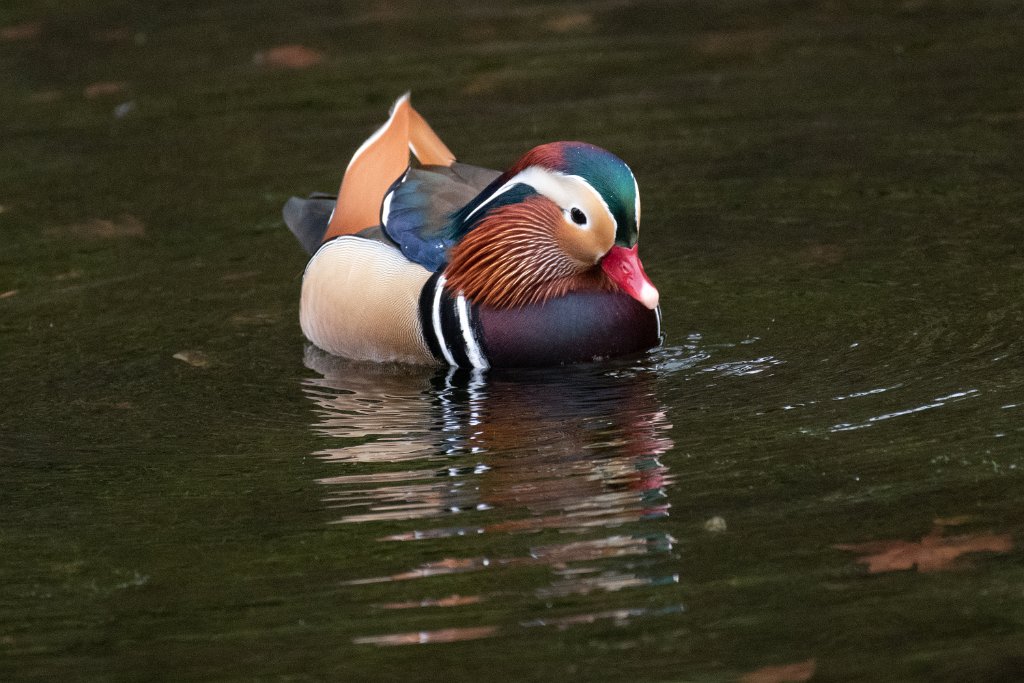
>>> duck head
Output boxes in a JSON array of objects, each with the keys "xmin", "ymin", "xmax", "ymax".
[{"xmin": 444, "ymin": 142, "xmax": 660, "ymax": 310}]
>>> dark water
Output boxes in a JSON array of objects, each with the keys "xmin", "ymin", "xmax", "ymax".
[{"xmin": 3, "ymin": 1, "xmax": 1023, "ymax": 681}]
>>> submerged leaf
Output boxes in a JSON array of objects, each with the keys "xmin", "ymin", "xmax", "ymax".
[
  {"xmin": 836, "ymin": 526, "xmax": 1012, "ymax": 573},
  {"xmin": 543, "ymin": 13, "xmax": 593, "ymax": 33},
  {"xmin": 254, "ymin": 45, "xmax": 324, "ymax": 69},
  {"xmin": 84, "ymin": 81, "xmax": 126, "ymax": 99},
  {"xmin": 51, "ymin": 215, "xmax": 145, "ymax": 239},
  {"xmin": 1, "ymin": 22, "xmax": 41, "ymax": 41},
  {"xmin": 741, "ymin": 659, "xmax": 816, "ymax": 683}
]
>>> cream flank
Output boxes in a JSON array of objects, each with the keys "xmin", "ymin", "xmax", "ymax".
[{"xmin": 300, "ymin": 237, "xmax": 435, "ymax": 364}]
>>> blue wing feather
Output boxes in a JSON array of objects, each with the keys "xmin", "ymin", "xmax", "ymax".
[
  {"xmin": 287, "ymin": 162, "xmax": 533, "ymax": 272},
  {"xmin": 382, "ymin": 163, "xmax": 501, "ymax": 271}
]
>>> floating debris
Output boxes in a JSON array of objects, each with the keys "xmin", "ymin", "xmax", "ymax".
[
  {"xmin": 353, "ymin": 625, "xmax": 498, "ymax": 646},
  {"xmin": 114, "ymin": 100, "xmax": 136, "ymax": 119},
  {"xmin": 173, "ymin": 350, "xmax": 211, "ymax": 368},
  {"xmin": 704, "ymin": 516, "xmax": 727, "ymax": 533}
]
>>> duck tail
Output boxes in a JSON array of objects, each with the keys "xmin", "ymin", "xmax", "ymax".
[
  {"xmin": 321, "ymin": 93, "xmax": 455, "ymax": 242},
  {"xmin": 408, "ymin": 104, "xmax": 455, "ymax": 167},
  {"xmin": 282, "ymin": 192, "xmax": 336, "ymax": 255}
]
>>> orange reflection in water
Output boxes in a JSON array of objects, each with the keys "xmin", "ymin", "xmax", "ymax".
[
  {"xmin": 302, "ymin": 348, "xmax": 682, "ymax": 644},
  {"xmin": 304, "ymin": 350, "xmax": 674, "ymax": 532}
]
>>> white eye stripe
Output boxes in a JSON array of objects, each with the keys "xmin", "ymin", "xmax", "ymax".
[
  {"xmin": 562, "ymin": 173, "xmax": 615, "ymax": 233},
  {"xmin": 633, "ymin": 175, "xmax": 641, "ymax": 231},
  {"xmin": 462, "ymin": 166, "xmax": 615, "ymax": 231}
]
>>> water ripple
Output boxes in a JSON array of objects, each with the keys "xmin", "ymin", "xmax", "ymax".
[
  {"xmin": 301, "ymin": 347, "xmax": 687, "ymax": 644},
  {"xmin": 829, "ymin": 388, "xmax": 980, "ymax": 433}
]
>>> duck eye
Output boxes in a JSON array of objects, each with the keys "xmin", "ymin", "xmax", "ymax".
[{"xmin": 569, "ymin": 207, "xmax": 587, "ymax": 225}]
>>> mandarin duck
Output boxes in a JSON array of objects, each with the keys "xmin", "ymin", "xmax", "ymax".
[{"xmin": 284, "ymin": 94, "xmax": 661, "ymax": 368}]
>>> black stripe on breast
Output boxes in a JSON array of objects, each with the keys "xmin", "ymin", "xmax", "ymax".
[
  {"xmin": 438, "ymin": 286, "xmax": 471, "ymax": 368},
  {"xmin": 417, "ymin": 272, "xmax": 446, "ymax": 363}
]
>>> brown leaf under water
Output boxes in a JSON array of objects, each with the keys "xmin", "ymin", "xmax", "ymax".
[
  {"xmin": 543, "ymin": 12, "xmax": 593, "ymax": 33},
  {"xmin": 836, "ymin": 526, "xmax": 1012, "ymax": 574},
  {"xmin": 1, "ymin": 22, "xmax": 41, "ymax": 41},
  {"xmin": 84, "ymin": 81, "xmax": 126, "ymax": 99},
  {"xmin": 741, "ymin": 659, "xmax": 817, "ymax": 683},
  {"xmin": 254, "ymin": 45, "xmax": 324, "ymax": 69},
  {"xmin": 51, "ymin": 215, "xmax": 145, "ymax": 239}
]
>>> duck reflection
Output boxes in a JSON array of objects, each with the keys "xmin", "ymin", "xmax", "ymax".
[{"xmin": 302, "ymin": 346, "xmax": 678, "ymax": 618}]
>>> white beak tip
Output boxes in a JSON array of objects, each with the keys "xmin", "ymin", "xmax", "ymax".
[{"xmin": 639, "ymin": 282, "xmax": 660, "ymax": 310}]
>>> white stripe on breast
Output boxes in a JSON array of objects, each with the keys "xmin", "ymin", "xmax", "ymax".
[
  {"xmin": 432, "ymin": 275, "xmax": 456, "ymax": 366},
  {"xmin": 456, "ymin": 294, "xmax": 489, "ymax": 370}
]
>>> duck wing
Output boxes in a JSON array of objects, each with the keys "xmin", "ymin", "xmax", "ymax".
[
  {"xmin": 285, "ymin": 93, "xmax": 498, "ymax": 261},
  {"xmin": 282, "ymin": 162, "xmax": 497, "ymax": 260},
  {"xmin": 382, "ymin": 162, "xmax": 500, "ymax": 271}
]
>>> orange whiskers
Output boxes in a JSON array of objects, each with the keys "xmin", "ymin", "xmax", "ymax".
[{"xmin": 444, "ymin": 197, "xmax": 612, "ymax": 308}]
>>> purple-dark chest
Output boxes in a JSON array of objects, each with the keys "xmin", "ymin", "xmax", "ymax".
[{"xmin": 419, "ymin": 273, "xmax": 661, "ymax": 368}]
